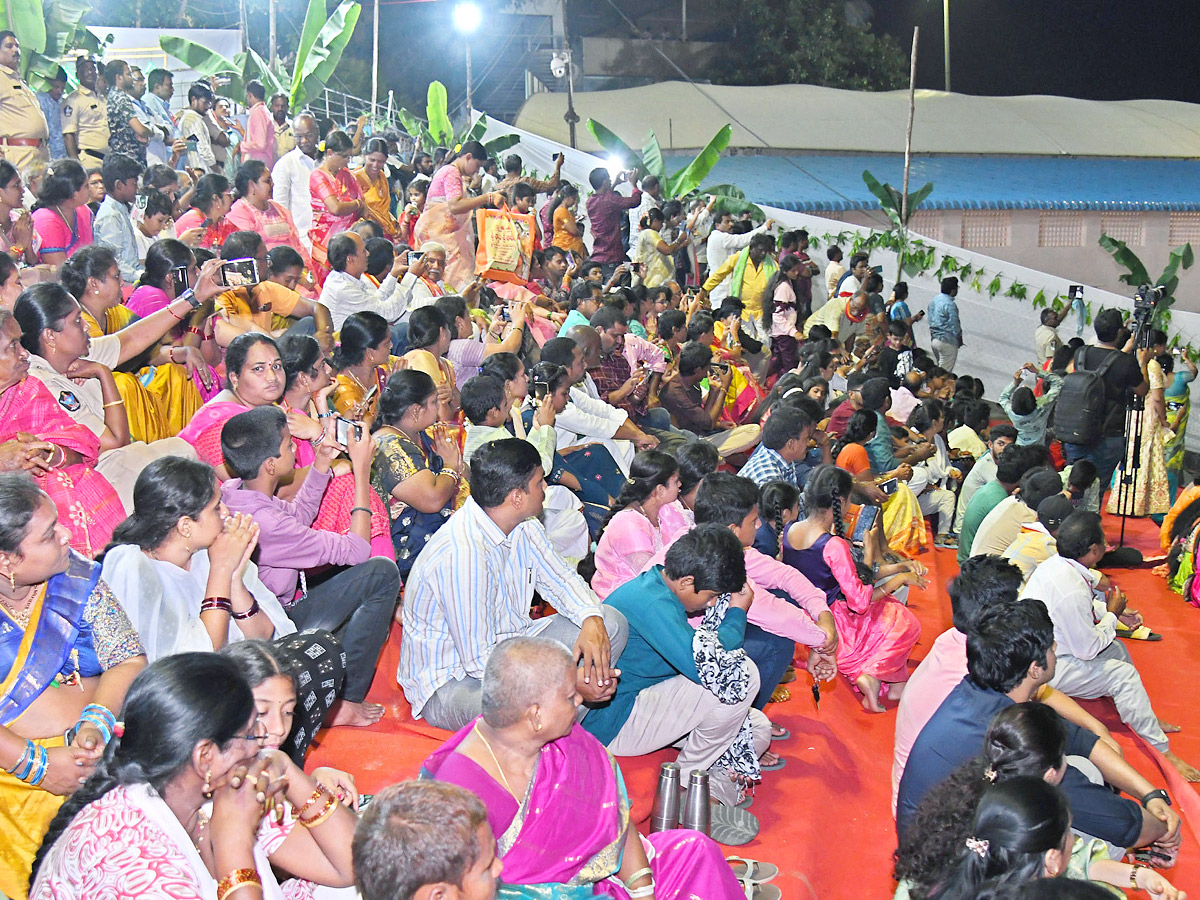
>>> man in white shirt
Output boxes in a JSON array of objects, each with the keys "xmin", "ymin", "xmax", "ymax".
[
  {"xmin": 704, "ymin": 212, "xmax": 773, "ymax": 306},
  {"xmin": 177, "ymin": 82, "xmax": 218, "ymax": 173},
  {"xmin": 1021, "ymin": 511, "xmax": 1199, "ymax": 779},
  {"xmin": 397, "ymin": 242, "xmax": 448, "ymax": 314},
  {"xmin": 398, "ymin": 438, "xmax": 626, "ymax": 730},
  {"xmin": 970, "ymin": 467, "xmax": 1063, "ymax": 559},
  {"xmin": 318, "ymin": 232, "xmax": 414, "ymax": 337},
  {"xmin": 540, "ymin": 335, "xmax": 658, "ymax": 474},
  {"xmin": 272, "ymin": 112, "xmax": 319, "ymax": 251}
]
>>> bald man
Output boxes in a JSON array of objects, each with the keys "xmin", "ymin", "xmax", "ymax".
[{"xmin": 272, "ymin": 112, "xmax": 319, "ymax": 250}]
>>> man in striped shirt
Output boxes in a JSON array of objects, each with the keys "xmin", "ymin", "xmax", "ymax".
[{"xmin": 399, "ymin": 438, "xmax": 627, "ymax": 730}]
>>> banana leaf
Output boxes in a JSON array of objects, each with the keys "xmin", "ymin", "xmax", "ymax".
[
  {"xmin": 462, "ymin": 116, "xmax": 487, "ymax": 145},
  {"xmin": 666, "ymin": 124, "xmax": 731, "ymax": 199},
  {"xmin": 159, "ymin": 36, "xmax": 244, "ymax": 97},
  {"xmin": 395, "ymin": 107, "xmax": 431, "ymax": 146},
  {"xmin": 426, "ymin": 81, "xmax": 454, "ymax": 147},
  {"xmin": 483, "ymin": 134, "xmax": 520, "ymax": 156},
  {"xmin": 862, "ymin": 169, "xmax": 901, "ymax": 214},
  {"xmin": 702, "ymin": 183, "xmax": 762, "ymax": 219},
  {"xmin": 244, "ymin": 47, "xmax": 285, "ymax": 98},
  {"xmin": 908, "ymin": 181, "xmax": 934, "ymax": 214},
  {"xmin": 1156, "ymin": 243, "xmax": 1194, "ymax": 298},
  {"xmin": 3, "ymin": 0, "xmax": 45, "ymax": 58},
  {"xmin": 290, "ymin": 0, "xmax": 328, "ymax": 98},
  {"xmin": 1098, "ymin": 233, "xmax": 1151, "ymax": 287},
  {"xmin": 295, "ymin": 0, "xmax": 361, "ymax": 110},
  {"xmin": 585, "ymin": 119, "xmax": 641, "ymax": 172},
  {"xmin": 641, "ymin": 130, "xmax": 666, "ymax": 183}
]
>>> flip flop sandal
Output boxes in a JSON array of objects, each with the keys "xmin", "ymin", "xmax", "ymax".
[
  {"xmin": 779, "ymin": 665, "xmax": 797, "ymax": 684},
  {"xmin": 735, "ymin": 792, "xmax": 754, "ymax": 810},
  {"xmin": 769, "ymin": 686, "xmax": 791, "ymax": 704},
  {"xmin": 1116, "ymin": 624, "xmax": 1163, "ymax": 641},
  {"xmin": 759, "ymin": 755, "xmax": 786, "ymax": 771},
  {"xmin": 739, "ymin": 879, "xmax": 782, "ymax": 900},
  {"xmin": 709, "ymin": 805, "xmax": 760, "ymax": 846},
  {"xmin": 726, "ymin": 857, "xmax": 779, "ymax": 885},
  {"xmin": 770, "ymin": 725, "xmax": 790, "ymax": 741}
]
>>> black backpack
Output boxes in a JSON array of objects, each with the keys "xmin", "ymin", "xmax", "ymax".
[{"xmin": 1052, "ymin": 347, "xmax": 1120, "ymax": 445}]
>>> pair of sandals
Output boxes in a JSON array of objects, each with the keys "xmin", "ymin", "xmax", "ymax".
[{"xmin": 728, "ymin": 857, "xmax": 781, "ymax": 900}]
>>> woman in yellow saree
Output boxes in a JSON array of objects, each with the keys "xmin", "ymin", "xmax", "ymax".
[
  {"xmin": 353, "ymin": 138, "xmax": 400, "ymax": 241},
  {"xmin": 60, "ymin": 246, "xmax": 213, "ymax": 440},
  {"xmin": 0, "ymin": 475, "xmax": 145, "ymax": 898}
]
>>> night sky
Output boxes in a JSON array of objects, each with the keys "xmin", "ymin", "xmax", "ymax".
[{"xmin": 872, "ymin": 0, "xmax": 1200, "ymax": 103}]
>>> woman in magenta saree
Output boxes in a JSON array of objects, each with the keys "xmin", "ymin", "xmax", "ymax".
[
  {"xmin": 0, "ymin": 370, "xmax": 124, "ymax": 559},
  {"xmin": 423, "ymin": 720, "xmax": 744, "ymax": 899},
  {"xmin": 178, "ymin": 333, "xmax": 393, "ymax": 560}
]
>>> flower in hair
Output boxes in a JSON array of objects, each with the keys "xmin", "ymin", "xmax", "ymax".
[
  {"xmin": 983, "ymin": 766, "xmax": 998, "ymax": 783},
  {"xmin": 318, "ymin": 140, "xmax": 327, "ymax": 153},
  {"xmin": 965, "ymin": 837, "xmax": 989, "ymax": 857}
]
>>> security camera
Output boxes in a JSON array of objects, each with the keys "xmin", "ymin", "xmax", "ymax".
[{"xmin": 550, "ymin": 52, "xmax": 567, "ymax": 79}]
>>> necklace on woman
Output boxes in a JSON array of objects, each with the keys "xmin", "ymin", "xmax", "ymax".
[
  {"xmin": 473, "ymin": 722, "xmax": 517, "ymax": 798},
  {"xmin": 0, "ymin": 583, "xmax": 38, "ymax": 629}
]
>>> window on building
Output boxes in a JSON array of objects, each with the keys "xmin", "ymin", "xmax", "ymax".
[
  {"xmin": 1038, "ymin": 212, "xmax": 1084, "ymax": 248},
  {"xmin": 961, "ymin": 211, "xmax": 1010, "ymax": 248},
  {"xmin": 909, "ymin": 210, "xmax": 942, "ymax": 242},
  {"xmin": 1099, "ymin": 211, "xmax": 1144, "ymax": 246},
  {"xmin": 1169, "ymin": 213, "xmax": 1200, "ymax": 247}
]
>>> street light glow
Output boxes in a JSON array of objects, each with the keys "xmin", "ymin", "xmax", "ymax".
[{"xmin": 452, "ymin": 2, "xmax": 482, "ymax": 34}]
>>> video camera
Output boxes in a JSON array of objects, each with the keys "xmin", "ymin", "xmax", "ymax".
[{"xmin": 1131, "ymin": 284, "xmax": 1166, "ymax": 349}]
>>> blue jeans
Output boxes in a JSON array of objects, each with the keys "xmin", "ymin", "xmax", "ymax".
[
  {"xmin": 1064, "ymin": 435, "xmax": 1125, "ymax": 496},
  {"xmin": 742, "ymin": 622, "xmax": 795, "ymax": 710},
  {"xmin": 390, "ymin": 320, "xmax": 410, "ymax": 356}
]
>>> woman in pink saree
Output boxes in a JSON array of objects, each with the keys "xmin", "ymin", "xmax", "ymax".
[
  {"xmin": 422, "ymin": 636, "xmax": 744, "ymax": 900},
  {"xmin": 781, "ymin": 465, "xmax": 922, "ymax": 713},
  {"xmin": 178, "ymin": 332, "xmax": 394, "ymax": 561},
  {"xmin": 0, "ymin": 311, "xmax": 123, "ymax": 557},
  {"xmin": 412, "ymin": 141, "xmax": 506, "ymax": 291},
  {"xmin": 308, "ymin": 130, "xmax": 363, "ymax": 288}
]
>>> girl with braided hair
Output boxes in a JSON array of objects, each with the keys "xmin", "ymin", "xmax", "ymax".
[
  {"xmin": 753, "ymin": 479, "xmax": 801, "ymax": 560},
  {"xmin": 780, "ymin": 464, "xmax": 921, "ymax": 712}
]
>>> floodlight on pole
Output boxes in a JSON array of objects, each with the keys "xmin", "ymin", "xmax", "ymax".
[{"xmin": 453, "ymin": 2, "xmax": 482, "ymax": 113}]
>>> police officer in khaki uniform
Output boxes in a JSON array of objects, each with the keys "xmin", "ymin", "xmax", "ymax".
[
  {"xmin": 62, "ymin": 56, "xmax": 109, "ymax": 164},
  {"xmin": 0, "ymin": 31, "xmax": 49, "ymax": 180}
]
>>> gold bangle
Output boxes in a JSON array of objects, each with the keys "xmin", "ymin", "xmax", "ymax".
[
  {"xmin": 102, "ymin": 399, "xmax": 125, "ymax": 408},
  {"xmin": 299, "ymin": 792, "xmax": 338, "ymax": 827},
  {"xmin": 217, "ymin": 867, "xmax": 260, "ymax": 900},
  {"xmin": 296, "ymin": 785, "xmax": 328, "ymax": 820}
]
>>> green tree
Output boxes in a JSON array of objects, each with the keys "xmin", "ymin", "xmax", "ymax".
[{"xmin": 713, "ymin": 0, "xmax": 906, "ymax": 91}]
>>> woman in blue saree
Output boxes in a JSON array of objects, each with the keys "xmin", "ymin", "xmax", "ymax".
[{"xmin": 0, "ymin": 473, "xmax": 145, "ymax": 898}]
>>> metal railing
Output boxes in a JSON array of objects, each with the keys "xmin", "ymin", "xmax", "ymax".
[{"xmin": 306, "ymin": 87, "xmax": 416, "ymax": 155}]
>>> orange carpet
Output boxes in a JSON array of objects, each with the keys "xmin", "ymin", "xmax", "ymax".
[{"xmin": 307, "ymin": 513, "xmax": 1200, "ymax": 897}]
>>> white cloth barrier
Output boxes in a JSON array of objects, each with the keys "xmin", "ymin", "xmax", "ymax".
[{"xmin": 479, "ymin": 115, "xmax": 1200, "ymax": 454}]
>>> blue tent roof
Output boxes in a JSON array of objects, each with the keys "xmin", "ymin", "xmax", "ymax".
[{"xmin": 669, "ymin": 154, "xmax": 1200, "ymax": 212}]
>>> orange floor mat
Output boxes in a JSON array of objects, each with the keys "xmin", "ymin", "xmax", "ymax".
[{"xmin": 307, "ymin": 512, "xmax": 1200, "ymax": 897}]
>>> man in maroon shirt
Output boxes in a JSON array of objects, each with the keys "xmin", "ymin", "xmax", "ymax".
[
  {"xmin": 824, "ymin": 370, "xmax": 871, "ymax": 439},
  {"xmin": 585, "ymin": 166, "xmax": 642, "ymax": 280}
]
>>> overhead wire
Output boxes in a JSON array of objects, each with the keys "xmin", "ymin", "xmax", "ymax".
[{"xmin": 594, "ymin": 0, "xmax": 894, "ymax": 229}]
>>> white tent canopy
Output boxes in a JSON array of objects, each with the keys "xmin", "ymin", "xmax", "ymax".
[{"xmin": 516, "ymin": 81, "xmax": 1200, "ymax": 157}]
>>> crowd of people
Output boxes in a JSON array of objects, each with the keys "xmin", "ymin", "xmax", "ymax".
[{"xmin": 0, "ymin": 31, "xmax": 1196, "ymax": 900}]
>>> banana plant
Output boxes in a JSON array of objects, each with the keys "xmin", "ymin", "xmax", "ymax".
[
  {"xmin": 584, "ymin": 119, "xmax": 760, "ymax": 217},
  {"xmin": 862, "ymin": 169, "xmax": 934, "ymax": 278},
  {"xmin": 0, "ymin": 0, "xmax": 108, "ymax": 91},
  {"xmin": 1099, "ymin": 233, "xmax": 1194, "ymax": 329},
  {"xmin": 159, "ymin": 0, "xmax": 361, "ymax": 110},
  {"xmin": 395, "ymin": 80, "xmax": 519, "ymax": 156}
]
